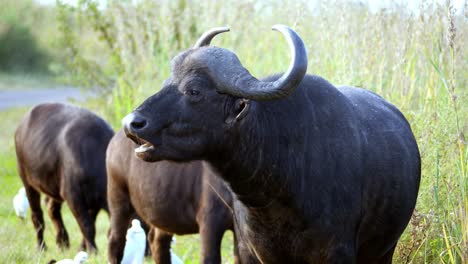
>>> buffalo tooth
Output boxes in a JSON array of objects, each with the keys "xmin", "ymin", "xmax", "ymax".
[{"xmin": 135, "ymin": 143, "xmax": 153, "ymax": 153}]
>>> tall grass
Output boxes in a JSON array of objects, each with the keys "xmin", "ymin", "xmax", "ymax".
[{"xmin": 12, "ymin": 0, "xmax": 464, "ymax": 262}]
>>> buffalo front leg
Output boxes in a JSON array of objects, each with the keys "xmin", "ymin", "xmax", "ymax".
[
  {"xmin": 199, "ymin": 220, "xmax": 225, "ymax": 264},
  {"xmin": 139, "ymin": 217, "xmax": 152, "ymax": 257},
  {"xmin": 363, "ymin": 243, "xmax": 396, "ymax": 264},
  {"xmin": 323, "ymin": 243, "xmax": 357, "ymax": 264},
  {"xmin": 107, "ymin": 184, "xmax": 135, "ymax": 263},
  {"xmin": 378, "ymin": 244, "xmax": 397, "ymax": 264},
  {"xmin": 149, "ymin": 228, "xmax": 173, "ymax": 264},
  {"xmin": 45, "ymin": 197, "xmax": 69, "ymax": 249}
]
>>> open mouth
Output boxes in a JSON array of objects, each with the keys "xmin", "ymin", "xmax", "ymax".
[
  {"xmin": 126, "ymin": 133, "xmax": 156, "ymax": 154},
  {"xmin": 133, "ymin": 136, "xmax": 155, "ymax": 154}
]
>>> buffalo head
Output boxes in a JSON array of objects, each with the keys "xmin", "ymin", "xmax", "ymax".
[{"xmin": 123, "ymin": 25, "xmax": 307, "ymax": 162}]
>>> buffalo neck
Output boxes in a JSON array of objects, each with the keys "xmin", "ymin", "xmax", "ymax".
[
  {"xmin": 206, "ymin": 76, "xmax": 354, "ymax": 210},
  {"xmin": 208, "ymin": 97, "xmax": 311, "ymax": 208}
]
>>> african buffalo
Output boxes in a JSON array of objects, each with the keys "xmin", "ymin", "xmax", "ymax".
[
  {"xmin": 107, "ymin": 130, "xmax": 237, "ymax": 264},
  {"xmin": 15, "ymin": 103, "xmax": 113, "ymax": 252},
  {"xmin": 122, "ymin": 25, "xmax": 421, "ymax": 263}
]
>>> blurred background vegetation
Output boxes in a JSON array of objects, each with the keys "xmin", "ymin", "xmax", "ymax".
[
  {"xmin": 0, "ymin": 0, "xmax": 50, "ymax": 72},
  {"xmin": 0, "ymin": 0, "xmax": 467, "ymax": 263}
]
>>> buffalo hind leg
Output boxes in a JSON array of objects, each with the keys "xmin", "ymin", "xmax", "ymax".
[
  {"xmin": 24, "ymin": 185, "xmax": 46, "ymax": 250},
  {"xmin": 374, "ymin": 244, "xmax": 397, "ymax": 264},
  {"xmin": 149, "ymin": 228, "xmax": 173, "ymax": 264},
  {"xmin": 77, "ymin": 208, "xmax": 99, "ymax": 252},
  {"xmin": 45, "ymin": 197, "xmax": 69, "ymax": 249},
  {"xmin": 67, "ymin": 199, "xmax": 98, "ymax": 253}
]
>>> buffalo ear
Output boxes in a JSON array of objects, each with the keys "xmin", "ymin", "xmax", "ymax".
[{"xmin": 225, "ymin": 98, "xmax": 250, "ymax": 124}]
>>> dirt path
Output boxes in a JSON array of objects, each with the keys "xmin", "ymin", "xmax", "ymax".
[{"xmin": 0, "ymin": 87, "xmax": 87, "ymax": 111}]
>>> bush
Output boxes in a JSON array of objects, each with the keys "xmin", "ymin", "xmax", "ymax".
[{"xmin": 0, "ymin": 23, "xmax": 50, "ymax": 73}]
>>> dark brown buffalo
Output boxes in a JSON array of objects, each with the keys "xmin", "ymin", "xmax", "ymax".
[
  {"xmin": 123, "ymin": 26, "xmax": 421, "ymax": 263},
  {"xmin": 107, "ymin": 130, "xmax": 238, "ymax": 264},
  {"xmin": 14, "ymin": 103, "xmax": 114, "ymax": 252}
]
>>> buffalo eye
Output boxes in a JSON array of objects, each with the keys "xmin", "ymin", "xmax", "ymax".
[{"xmin": 185, "ymin": 89, "xmax": 200, "ymax": 96}]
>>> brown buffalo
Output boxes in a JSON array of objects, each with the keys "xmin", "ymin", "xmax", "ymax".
[
  {"xmin": 107, "ymin": 130, "xmax": 238, "ymax": 264},
  {"xmin": 14, "ymin": 103, "xmax": 114, "ymax": 252}
]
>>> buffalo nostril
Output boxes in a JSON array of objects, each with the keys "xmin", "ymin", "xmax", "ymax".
[
  {"xmin": 130, "ymin": 117, "xmax": 147, "ymax": 130},
  {"xmin": 123, "ymin": 113, "xmax": 148, "ymax": 132}
]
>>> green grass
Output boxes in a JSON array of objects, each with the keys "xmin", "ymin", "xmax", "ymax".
[
  {"xmin": 0, "ymin": 0, "xmax": 467, "ymax": 263},
  {"xmin": 0, "ymin": 107, "xmax": 236, "ymax": 263}
]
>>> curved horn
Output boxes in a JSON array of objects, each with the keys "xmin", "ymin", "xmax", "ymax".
[
  {"xmin": 193, "ymin": 26, "xmax": 230, "ymax": 48},
  {"xmin": 211, "ymin": 25, "xmax": 308, "ymax": 100}
]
